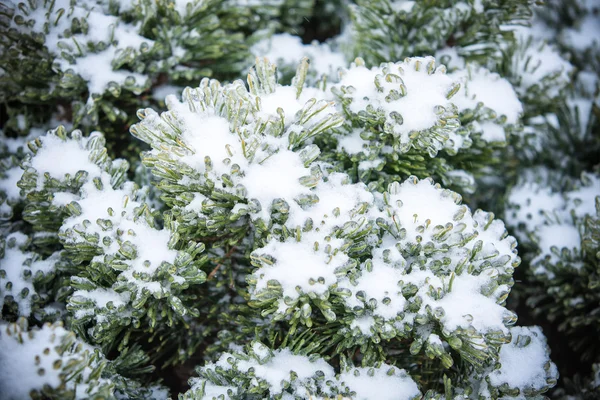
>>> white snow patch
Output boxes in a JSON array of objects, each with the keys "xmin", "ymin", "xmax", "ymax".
[
  {"xmin": 31, "ymin": 134, "xmax": 102, "ymax": 188},
  {"xmin": 339, "ymin": 366, "xmax": 421, "ymax": 400},
  {"xmin": 252, "ymin": 236, "xmax": 348, "ymax": 299},
  {"xmin": 252, "ymin": 33, "xmax": 347, "ymax": 78},
  {"xmin": 489, "ymin": 326, "xmax": 557, "ymax": 391},
  {"xmin": 0, "ymin": 167, "xmax": 24, "ymax": 202}
]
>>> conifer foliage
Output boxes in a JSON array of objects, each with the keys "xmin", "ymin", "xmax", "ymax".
[{"xmin": 0, "ymin": 0, "xmax": 598, "ymax": 399}]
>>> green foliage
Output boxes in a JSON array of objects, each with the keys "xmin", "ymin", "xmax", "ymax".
[
  {"xmin": 0, "ymin": 231, "xmax": 59, "ymax": 321},
  {"xmin": 3, "ymin": 0, "xmax": 599, "ymax": 398},
  {"xmin": 0, "ymin": 317, "xmax": 169, "ymax": 399},
  {"xmin": 505, "ymin": 171, "xmax": 600, "ymax": 393},
  {"xmin": 0, "ymin": 0, "xmax": 311, "ymax": 161},
  {"xmin": 181, "ymin": 341, "xmax": 423, "ymax": 399},
  {"xmin": 15, "ymin": 126, "xmax": 211, "ymax": 367},
  {"xmin": 348, "ymin": 0, "xmax": 532, "ymax": 67}
]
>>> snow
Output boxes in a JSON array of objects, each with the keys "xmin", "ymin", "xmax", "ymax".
[
  {"xmin": 52, "ymin": 191, "xmax": 79, "ymax": 207},
  {"xmin": 139, "ymin": 61, "xmax": 341, "ymax": 241},
  {"xmin": 445, "ymin": 169, "xmax": 475, "ymax": 192},
  {"xmin": 251, "ymin": 33, "xmax": 347, "ymax": 78},
  {"xmin": 287, "ymin": 173, "xmax": 374, "ymax": 228},
  {"xmin": 0, "ymin": 233, "xmax": 55, "ymax": 317},
  {"xmin": 331, "ymin": 57, "xmax": 473, "ymax": 154},
  {"xmin": 345, "ymin": 255, "xmax": 510, "ymax": 337},
  {"xmin": 178, "ymin": 113, "xmax": 237, "ymax": 173},
  {"xmin": 185, "ymin": 193, "xmax": 208, "ymax": 213},
  {"xmin": 0, "ymin": 2, "xmax": 577, "ymax": 397},
  {"xmin": 69, "ymin": 48, "xmax": 147, "ymax": 96},
  {"xmin": 561, "ymin": 15, "xmax": 600, "ymax": 52},
  {"xmin": 336, "ymin": 128, "xmax": 369, "ymax": 155},
  {"xmin": 489, "ymin": 326, "xmax": 558, "ymax": 391},
  {"xmin": 250, "ymin": 174, "xmax": 374, "ymax": 302},
  {"xmin": 351, "ymin": 316, "xmax": 375, "ymax": 335},
  {"xmin": 0, "ymin": 167, "xmax": 24, "ymax": 202},
  {"xmin": 335, "ymin": 177, "xmax": 518, "ymax": 338},
  {"xmin": 172, "ymin": 0, "xmax": 196, "ymax": 16},
  {"xmin": 196, "ymin": 348, "xmax": 422, "ymax": 399},
  {"xmin": 436, "ymin": 274, "xmax": 508, "ymax": 332},
  {"xmin": 159, "ymin": 87, "xmax": 338, "ymax": 223},
  {"xmin": 522, "ymin": 44, "xmax": 572, "ymax": 92},
  {"xmin": 120, "ymin": 52, "xmax": 542, "ymax": 387},
  {"xmin": 344, "ymin": 259, "xmax": 407, "ymax": 320},
  {"xmin": 532, "ymin": 223, "xmax": 581, "ymax": 265},
  {"xmin": 576, "ymin": 71, "xmax": 598, "ymax": 97},
  {"xmin": 1, "ymin": 233, "xmax": 35, "ymax": 316},
  {"xmin": 60, "ymin": 175, "xmax": 178, "ymax": 295},
  {"xmin": 258, "ymin": 86, "xmax": 326, "ymax": 125},
  {"xmin": 120, "ymin": 218, "xmax": 178, "ymax": 275},
  {"xmin": 0, "ymin": 322, "xmax": 67, "ymax": 399},
  {"xmin": 435, "ymin": 47, "xmax": 466, "ymax": 69},
  {"xmin": 390, "ymin": 1, "xmax": 416, "ymax": 13},
  {"xmin": 30, "ymin": 133, "xmax": 102, "ymax": 188},
  {"xmin": 471, "ymin": 210, "xmax": 519, "ymax": 270},
  {"xmin": 16, "ymin": 115, "xmax": 26, "ymax": 130},
  {"xmin": 428, "ymin": 333, "xmax": 442, "ymax": 346},
  {"xmin": 510, "ymin": 16, "xmax": 556, "ymax": 42},
  {"xmin": 451, "ymin": 65, "xmax": 523, "ymax": 125},
  {"xmin": 0, "ymin": 202, "xmax": 11, "ymax": 217},
  {"xmin": 196, "ymin": 345, "xmax": 336, "ymax": 398},
  {"xmin": 111, "ymin": 0, "xmax": 138, "ymax": 12},
  {"xmin": 64, "ymin": 178, "xmax": 135, "ymax": 227},
  {"xmin": 337, "ymin": 65, "xmax": 378, "ymax": 109},
  {"xmin": 505, "ymin": 172, "xmax": 598, "ymax": 278},
  {"xmin": 15, "ymin": 0, "xmax": 152, "ymax": 97},
  {"xmin": 384, "ymin": 179, "xmax": 461, "ymax": 245},
  {"xmin": 0, "ymin": 321, "xmax": 103, "ymax": 399},
  {"xmin": 513, "ymin": 38, "xmax": 573, "ymax": 98},
  {"xmin": 243, "ymin": 150, "xmax": 311, "ymax": 221},
  {"xmin": 237, "ymin": 348, "xmax": 334, "ymax": 396},
  {"xmin": 338, "ymin": 57, "xmax": 455, "ymax": 138},
  {"xmin": 252, "ymin": 235, "xmax": 348, "ymax": 299},
  {"xmin": 339, "ymin": 366, "xmax": 421, "ymax": 400},
  {"xmin": 27, "ymin": 128, "xmax": 182, "ymax": 304},
  {"xmin": 566, "ymin": 174, "xmax": 600, "ymax": 218},
  {"xmin": 358, "ymin": 159, "xmax": 384, "ymax": 172},
  {"xmin": 230, "ymin": 0, "xmax": 282, "ymax": 5},
  {"xmin": 506, "ymin": 180, "xmax": 565, "ymax": 241},
  {"xmin": 72, "ymin": 288, "xmax": 128, "ymax": 309},
  {"xmin": 2, "ymin": 133, "xmax": 34, "ymax": 154}
]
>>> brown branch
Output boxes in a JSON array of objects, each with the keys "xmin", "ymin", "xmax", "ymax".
[
  {"xmin": 199, "ymin": 235, "xmax": 229, "ymax": 243},
  {"xmin": 207, "ymin": 246, "xmax": 237, "ymax": 280}
]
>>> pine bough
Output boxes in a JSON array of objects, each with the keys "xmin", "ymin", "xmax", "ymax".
[{"xmin": 1, "ymin": 0, "xmax": 599, "ymax": 399}]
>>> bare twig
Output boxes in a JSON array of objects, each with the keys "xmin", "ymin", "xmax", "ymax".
[{"xmin": 207, "ymin": 246, "xmax": 237, "ymax": 280}]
